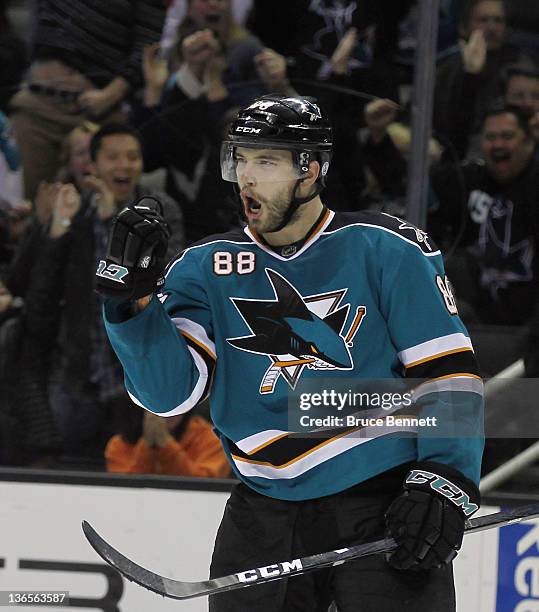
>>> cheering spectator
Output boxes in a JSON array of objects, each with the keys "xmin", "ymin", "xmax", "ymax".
[
  {"xmin": 132, "ymin": 4, "xmax": 294, "ymax": 242},
  {"xmin": 105, "ymin": 407, "xmax": 231, "ymax": 478},
  {"xmin": 30, "ymin": 122, "xmax": 100, "ymax": 228},
  {"xmin": 57, "ymin": 121, "xmax": 100, "ymax": 188},
  {"xmin": 5, "ymin": 124, "xmax": 185, "ymax": 458},
  {"xmin": 246, "ymin": 0, "xmax": 413, "ymax": 211},
  {"xmin": 438, "ymin": 60, "xmax": 539, "ymax": 158},
  {"xmin": 160, "ymin": 0, "xmax": 254, "ymax": 61},
  {"xmin": 172, "ymin": 0, "xmax": 292, "ymax": 106},
  {"xmin": 361, "ymin": 97, "xmax": 443, "ymax": 209},
  {"xmin": 246, "ymin": 0, "xmax": 413, "ymax": 88},
  {"xmin": 433, "ymin": 0, "xmax": 529, "ymax": 158},
  {"xmin": 362, "ymin": 104, "xmax": 539, "ymax": 326},
  {"xmin": 434, "ymin": 106, "xmax": 539, "ymax": 325}
]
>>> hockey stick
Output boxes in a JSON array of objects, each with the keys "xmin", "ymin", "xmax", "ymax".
[{"xmin": 82, "ymin": 503, "xmax": 539, "ymax": 601}]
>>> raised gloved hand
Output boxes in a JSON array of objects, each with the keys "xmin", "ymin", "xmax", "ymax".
[
  {"xmin": 95, "ymin": 196, "xmax": 171, "ymax": 300},
  {"xmin": 385, "ymin": 462, "xmax": 480, "ymax": 570}
]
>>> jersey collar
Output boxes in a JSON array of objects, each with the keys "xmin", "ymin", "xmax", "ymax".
[{"xmin": 243, "ymin": 208, "xmax": 334, "ymax": 261}]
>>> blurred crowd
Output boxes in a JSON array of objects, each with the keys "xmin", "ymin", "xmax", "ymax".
[{"xmin": 0, "ymin": 0, "xmax": 538, "ymax": 478}]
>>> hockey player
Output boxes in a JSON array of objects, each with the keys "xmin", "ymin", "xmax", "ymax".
[{"xmin": 95, "ymin": 95, "xmax": 484, "ymax": 611}]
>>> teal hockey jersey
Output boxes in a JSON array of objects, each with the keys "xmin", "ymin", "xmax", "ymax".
[{"xmin": 104, "ymin": 209, "xmax": 484, "ymax": 500}]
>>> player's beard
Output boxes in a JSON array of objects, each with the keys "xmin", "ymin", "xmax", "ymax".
[{"xmin": 252, "ymin": 182, "xmax": 298, "ymax": 234}]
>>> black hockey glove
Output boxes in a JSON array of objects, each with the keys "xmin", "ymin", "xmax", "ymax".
[
  {"xmin": 385, "ymin": 462, "xmax": 480, "ymax": 571},
  {"xmin": 95, "ymin": 196, "xmax": 171, "ymax": 301}
]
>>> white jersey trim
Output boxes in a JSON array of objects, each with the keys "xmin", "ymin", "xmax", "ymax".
[
  {"xmin": 127, "ymin": 346, "xmax": 209, "ymax": 415},
  {"xmin": 412, "ymin": 375, "xmax": 484, "ymax": 401},
  {"xmin": 231, "ymin": 425, "xmax": 416, "ymax": 480},
  {"xmin": 399, "ymin": 333, "xmax": 473, "ymax": 367},
  {"xmin": 238, "ymin": 396, "xmax": 410, "ymax": 453},
  {"xmin": 172, "ymin": 316, "xmax": 216, "ymax": 358}
]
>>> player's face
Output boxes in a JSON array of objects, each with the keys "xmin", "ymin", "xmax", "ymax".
[
  {"xmin": 235, "ymin": 147, "xmax": 299, "ymax": 233},
  {"xmin": 481, "ymin": 113, "xmax": 534, "ymax": 182},
  {"xmin": 94, "ymin": 135, "xmax": 143, "ymax": 204},
  {"xmin": 467, "ymin": 1, "xmax": 506, "ymax": 50}
]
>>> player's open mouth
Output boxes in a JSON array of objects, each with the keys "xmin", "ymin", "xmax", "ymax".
[{"xmin": 244, "ymin": 195, "xmax": 262, "ymax": 218}]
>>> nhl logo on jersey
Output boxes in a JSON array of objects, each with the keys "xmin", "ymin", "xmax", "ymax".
[
  {"xmin": 280, "ymin": 245, "xmax": 297, "ymax": 257},
  {"xmin": 227, "ymin": 269, "xmax": 366, "ymax": 394}
]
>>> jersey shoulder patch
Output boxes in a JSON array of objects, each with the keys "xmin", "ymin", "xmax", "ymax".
[{"xmin": 328, "ymin": 210, "xmax": 439, "ymax": 255}]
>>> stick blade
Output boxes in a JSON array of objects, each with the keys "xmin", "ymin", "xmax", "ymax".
[
  {"xmin": 81, "ymin": 521, "xmax": 238, "ymax": 600},
  {"xmin": 82, "ymin": 521, "xmax": 170, "ymax": 596}
]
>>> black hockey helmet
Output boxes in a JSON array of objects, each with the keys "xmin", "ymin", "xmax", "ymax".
[{"xmin": 221, "ymin": 94, "xmax": 333, "ymax": 184}]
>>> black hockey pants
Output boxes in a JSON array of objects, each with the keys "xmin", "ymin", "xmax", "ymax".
[{"xmin": 209, "ymin": 466, "xmax": 455, "ymax": 612}]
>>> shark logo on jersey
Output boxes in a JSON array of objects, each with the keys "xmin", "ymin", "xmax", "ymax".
[
  {"xmin": 382, "ymin": 213, "xmax": 433, "ymax": 252},
  {"xmin": 227, "ymin": 269, "xmax": 366, "ymax": 394}
]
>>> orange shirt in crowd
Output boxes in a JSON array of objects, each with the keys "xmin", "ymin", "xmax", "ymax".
[{"xmin": 105, "ymin": 415, "xmax": 231, "ymax": 478}]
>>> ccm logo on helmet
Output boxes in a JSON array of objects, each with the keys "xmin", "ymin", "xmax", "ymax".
[
  {"xmin": 406, "ymin": 469, "xmax": 479, "ymax": 516},
  {"xmin": 236, "ymin": 127, "xmax": 261, "ymax": 133}
]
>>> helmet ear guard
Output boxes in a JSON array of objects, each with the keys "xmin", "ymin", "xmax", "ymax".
[
  {"xmin": 297, "ymin": 151, "xmax": 312, "ymax": 175},
  {"xmin": 292, "ymin": 150, "xmax": 332, "ymax": 184}
]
